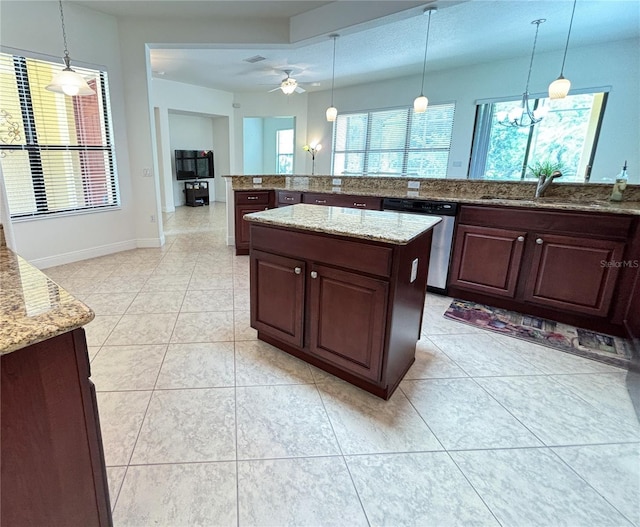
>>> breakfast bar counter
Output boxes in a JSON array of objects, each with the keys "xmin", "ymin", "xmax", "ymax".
[
  {"xmin": 0, "ymin": 232, "xmax": 112, "ymax": 526},
  {"xmin": 245, "ymin": 204, "xmax": 441, "ymax": 399}
]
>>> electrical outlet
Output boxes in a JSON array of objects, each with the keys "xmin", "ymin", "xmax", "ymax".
[
  {"xmin": 407, "ymin": 180, "xmax": 420, "ymax": 189},
  {"xmin": 150, "ymin": 214, "xmax": 156, "ymax": 223},
  {"xmin": 252, "ymin": 177, "xmax": 262, "ymax": 184},
  {"xmin": 453, "ymin": 161, "xmax": 462, "ymax": 168},
  {"xmin": 143, "ymin": 168, "xmax": 152, "ymax": 177},
  {"xmin": 332, "ymin": 178, "xmax": 342, "ymax": 186}
]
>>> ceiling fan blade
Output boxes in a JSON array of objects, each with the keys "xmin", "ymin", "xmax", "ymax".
[
  {"xmin": 294, "ymin": 86, "xmax": 306, "ymax": 93},
  {"xmin": 267, "ymin": 86, "xmax": 281, "ymax": 93}
]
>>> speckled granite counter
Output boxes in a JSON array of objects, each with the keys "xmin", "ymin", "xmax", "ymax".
[
  {"xmin": 225, "ymin": 175, "xmax": 640, "ymax": 215},
  {"xmin": 0, "ymin": 246, "xmax": 94, "ymax": 355},
  {"xmin": 244, "ymin": 203, "xmax": 441, "ymax": 244}
]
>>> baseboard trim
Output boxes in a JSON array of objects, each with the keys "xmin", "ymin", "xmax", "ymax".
[{"xmin": 35, "ymin": 239, "xmax": 138, "ymax": 269}]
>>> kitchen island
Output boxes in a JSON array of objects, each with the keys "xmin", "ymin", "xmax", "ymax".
[
  {"xmin": 0, "ymin": 228, "xmax": 112, "ymax": 526},
  {"xmin": 245, "ymin": 204, "xmax": 441, "ymax": 399}
]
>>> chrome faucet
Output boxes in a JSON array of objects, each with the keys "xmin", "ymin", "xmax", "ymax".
[{"xmin": 535, "ymin": 170, "xmax": 562, "ymax": 198}]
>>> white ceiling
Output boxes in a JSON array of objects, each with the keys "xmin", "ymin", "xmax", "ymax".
[{"xmin": 73, "ymin": 0, "xmax": 640, "ymax": 94}]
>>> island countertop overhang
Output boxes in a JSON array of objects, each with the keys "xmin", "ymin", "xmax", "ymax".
[{"xmin": 244, "ymin": 203, "xmax": 442, "ymax": 245}]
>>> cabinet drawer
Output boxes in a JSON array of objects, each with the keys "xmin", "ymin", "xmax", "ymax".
[
  {"xmin": 251, "ymin": 224, "xmax": 393, "ymax": 278},
  {"xmin": 278, "ymin": 191, "xmax": 302, "ymax": 206},
  {"xmin": 303, "ymin": 192, "xmax": 382, "ymax": 210},
  {"xmin": 235, "ymin": 191, "xmax": 271, "ymax": 205}
]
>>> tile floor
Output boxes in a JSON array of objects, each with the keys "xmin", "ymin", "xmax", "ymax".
[{"xmin": 46, "ymin": 203, "xmax": 640, "ymax": 527}]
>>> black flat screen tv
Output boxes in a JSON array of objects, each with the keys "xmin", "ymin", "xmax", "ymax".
[{"xmin": 175, "ymin": 149, "xmax": 214, "ymax": 180}]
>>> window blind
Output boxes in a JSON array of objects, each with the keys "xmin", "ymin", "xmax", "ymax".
[
  {"xmin": 332, "ymin": 103, "xmax": 455, "ymax": 178},
  {"xmin": 0, "ymin": 52, "xmax": 119, "ymax": 219}
]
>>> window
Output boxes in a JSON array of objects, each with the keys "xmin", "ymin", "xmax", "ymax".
[
  {"xmin": 332, "ymin": 103, "xmax": 455, "ymax": 177},
  {"xmin": 276, "ymin": 128, "xmax": 294, "ymax": 175},
  {"xmin": 0, "ymin": 51, "xmax": 119, "ymax": 219},
  {"xmin": 470, "ymin": 91, "xmax": 608, "ymax": 182}
]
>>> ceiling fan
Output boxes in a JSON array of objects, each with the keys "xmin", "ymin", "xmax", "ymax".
[{"xmin": 268, "ymin": 70, "xmax": 306, "ymax": 95}]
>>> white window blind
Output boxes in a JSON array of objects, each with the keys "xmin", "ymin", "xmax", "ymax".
[
  {"xmin": 332, "ymin": 103, "xmax": 455, "ymax": 178},
  {"xmin": 0, "ymin": 51, "xmax": 119, "ymax": 219}
]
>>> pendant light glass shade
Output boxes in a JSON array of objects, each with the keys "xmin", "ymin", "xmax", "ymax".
[
  {"xmin": 46, "ymin": 1, "xmax": 95, "ymax": 97},
  {"xmin": 414, "ymin": 7, "xmax": 436, "ymax": 114},
  {"xmin": 549, "ymin": 0, "xmax": 577, "ymax": 99},
  {"xmin": 413, "ymin": 95, "xmax": 428, "ymax": 113},
  {"xmin": 548, "ymin": 75, "xmax": 571, "ymax": 99},
  {"xmin": 326, "ymin": 34, "xmax": 339, "ymax": 122}
]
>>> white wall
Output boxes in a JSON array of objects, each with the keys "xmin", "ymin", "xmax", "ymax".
[
  {"xmin": 307, "ymin": 37, "xmax": 640, "ymax": 183},
  {"xmin": 233, "ymin": 91, "xmax": 310, "ymax": 175},
  {"xmin": 0, "ymin": 1, "xmax": 140, "ymax": 266},
  {"xmin": 243, "ymin": 118, "xmax": 264, "ymax": 174}
]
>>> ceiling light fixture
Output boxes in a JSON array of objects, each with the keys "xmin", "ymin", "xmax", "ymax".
[
  {"xmin": 326, "ymin": 34, "xmax": 339, "ymax": 122},
  {"xmin": 45, "ymin": 0, "xmax": 95, "ymax": 97},
  {"xmin": 414, "ymin": 6, "xmax": 436, "ymax": 114},
  {"xmin": 280, "ymin": 75, "xmax": 298, "ymax": 95},
  {"xmin": 549, "ymin": 0, "xmax": 577, "ymax": 99},
  {"xmin": 497, "ymin": 19, "xmax": 548, "ymax": 128}
]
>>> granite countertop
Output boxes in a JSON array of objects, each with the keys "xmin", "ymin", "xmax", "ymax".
[
  {"xmin": 0, "ymin": 246, "xmax": 94, "ymax": 355},
  {"xmin": 244, "ymin": 203, "xmax": 442, "ymax": 244},
  {"xmin": 225, "ymin": 175, "xmax": 640, "ymax": 216}
]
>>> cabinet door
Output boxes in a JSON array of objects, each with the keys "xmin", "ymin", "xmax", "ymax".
[
  {"xmin": 235, "ymin": 205, "xmax": 269, "ymax": 253},
  {"xmin": 308, "ymin": 264, "xmax": 388, "ymax": 381},
  {"xmin": 523, "ymin": 233, "xmax": 626, "ymax": 316},
  {"xmin": 449, "ymin": 224, "xmax": 527, "ymax": 298},
  {"xmin": 250, "ymin": 250, "xmax": 305, "ymax": 347}
]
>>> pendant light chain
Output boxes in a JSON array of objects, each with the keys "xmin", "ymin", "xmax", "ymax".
[
  {"xmin": 559, "ymin": 0, "xmax": 577, "ymax": 76},
  {"xmin": 330, "ymin": 34, "xmax": 337, "ymax": 107},
  {"xmin": 524, "ymin": 19, "xmax": 544, "ymax": 94},
  {"xmin": 419, "ymin": 8, "xmax": 433, "ymax": 96},
  {"xmin": 58, "ymin": 0, "xmax": 71, "ymax": 64}
]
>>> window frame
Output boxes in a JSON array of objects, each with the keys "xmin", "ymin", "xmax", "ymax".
[
  {"xmin": 0, "ymin": 47, "xmax": 120, "ymax": 220},
  {"xmin": 331, "ymin": 102, "xmax": 456, "ymax": 178},
  {"xmin": 275, "ymin": 128, "xmax": 294, "ymax": 175},
  {"xmin": 469, "ymin": 87, "xmax": 609, "ymax": 182}
]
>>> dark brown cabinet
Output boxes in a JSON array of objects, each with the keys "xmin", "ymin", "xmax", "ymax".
[
  {"xmin": 249, "ymin": 221, "xmax": 433, "ymax": 399},
  {"xmin": 184, "ymin": 180, "xmax": 209, "ymax": 206},
  {"xmin": 277, "ymin": 190, "xmax": 303, "ymax": 207},
  {"xmin": 523, "ymin": 233, "xmax": 625, "ymax": 316},
  {"xmin": 1, "ymin": 328, "xmax": 112, "ymax": 526},
  {"xmin": 234, "ymin": 190, "xmax": 274, "ymax": 255},
  {"xmin": 449, "ymin": 205, "xmax": 634, "ymax": 333},
  {"xmin": 450, "ymin": 224, "xmax": 526, "ymax": 298}
]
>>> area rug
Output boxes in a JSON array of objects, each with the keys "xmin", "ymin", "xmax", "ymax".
[{"xmin": 443, "ymin": 299, "xmax": 633, "ymax": 369}]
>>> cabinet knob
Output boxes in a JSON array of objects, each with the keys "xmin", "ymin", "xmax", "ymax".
[
  {"xmin": 536, "ymin": 238, "xmax": 544, "ymax": 245},
  {"xmin": 517, "ymin": 236, "xmax": 525, "ymax": 242},
  {"xmin": 310, "ymin": 271, "xmax": 318, "ymax": 279},
  {"xmin": 294, "ymin": 267, "xmax": 301, "ymax": 275}
]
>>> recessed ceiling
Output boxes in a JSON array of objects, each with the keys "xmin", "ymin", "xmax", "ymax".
[{"xmin": 73, "ymin": 0, "xmax": 640, "ymax": 93}]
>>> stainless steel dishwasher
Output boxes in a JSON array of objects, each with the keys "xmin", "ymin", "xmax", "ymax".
[{"xmin": 382, "ymin": 198, "xmax": 458, "ymax": 295}]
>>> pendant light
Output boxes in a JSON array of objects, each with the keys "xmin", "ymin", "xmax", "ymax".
[
  {"xmin": 46, "ymin": 0, "xmax": 95, "ymax": 97},
  {"xmin": 414, "ymin": 6, "xmax": 437, "ymax": 114},
  {"xmin": 548, "ymin": 0, "xmax": 577, "ymax": 99},
  {"xmin": 496, "ymin": 19, "xmax": 548, "ymax": 128},
  {"xmin": 326, "ymin": 34, "xmax": 339, "ymax": 122}
]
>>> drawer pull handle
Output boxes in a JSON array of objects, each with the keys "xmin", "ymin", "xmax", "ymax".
[
  {"xmin": 536, "ymin": 238, "xmax": 544, "ymax": 245},
  {"xmin": 247, "ymin": 196, "xmax": 259, "ymax": 200},
  {"xmin": 315, "ymin": 200, "xmax": 327, "ymax": 204},
  {"xmin": 286, "ymin": 197, "xmax": 294, "ymax": 201},
  {"xmin": 517, "ymin": 236, "xmax": 525, "ymax": 242},
  {"xmin": 310, "ymin": 271, "xmax": 318, "ymax": 279},
  {"xmin": 294, "ymin": 267, "xmax": 301, "ymax": 275},
  {"xmin": 354, "ymin": 202, "xmax": 366, "ymax": 207}
]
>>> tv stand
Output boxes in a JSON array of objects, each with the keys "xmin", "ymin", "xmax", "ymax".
[{"xmin": 184, "ymin": 180, "xmax": 209, "ymax": 207}]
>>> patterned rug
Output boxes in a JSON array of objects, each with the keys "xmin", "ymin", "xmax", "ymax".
[{"xmin": 443, "ymin": 299, "xmax": 633, "ymax": 369}]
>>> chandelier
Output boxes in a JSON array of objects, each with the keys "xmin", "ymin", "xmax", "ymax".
[{"xmin": 496, "ymin": 19, "xmax": 549, "ymax": 128}]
